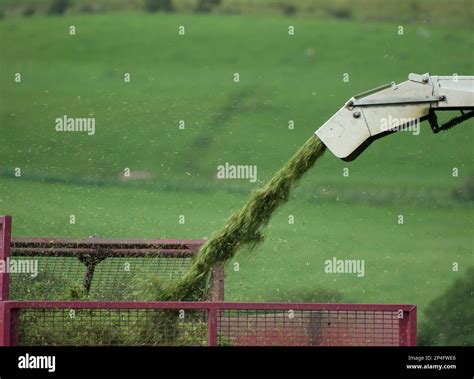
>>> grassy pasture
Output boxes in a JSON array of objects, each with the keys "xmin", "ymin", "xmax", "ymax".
[{"xmin": 0, "ymin": 11, "xmax": 473, "ymax": 343}]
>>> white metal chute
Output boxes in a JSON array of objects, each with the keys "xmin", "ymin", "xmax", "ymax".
[{"xmin": 315, "ymin": 73, "xmax": 474, "ymax": 160}]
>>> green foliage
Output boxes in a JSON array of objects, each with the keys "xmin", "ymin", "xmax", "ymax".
[
  {"xmin": 176, "ymin": 321, "xmax": 208, "ymax": 345},
  {"xmin": 0, "ymin": 0, "xmax": 472, "ymax": 27},
  {"xmin": 419, "ymin": 267, "xmax": 474, "ymax": 346},
  {"xmin": 21, "ymin": 4, "xmax": 35, "ymax": 16},
  {"xmin": 195, "ymin": 0, "xmax": 221, "ymax": 13},
  {"xmin": 47, "ymin": 0, "xmax": 69, "ymax": 15},
  {"xmin": 129, "ymin": 275, "xmax": 167, "ymax": 300},
  {"xmin": 10, "ymin": 271, "xmax": 70, "ymax": 300},
  {"xmin": 143, "ymin": 0, "xmax": 174, "ymax": 13},
  {"xmin": 63, "ymin": 282, "xmax": 89, "ymax": 300},
  {"xmin": 452, "ymin": 172, "xmax": 474, "ymax": 201}
]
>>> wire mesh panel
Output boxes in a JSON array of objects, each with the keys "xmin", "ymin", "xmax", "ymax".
[
  {"xmin": 89, "ymin": 257, "xmax": 194, "ymax": 300},
  {"xmin": 3, "ymin": 302, "xmax": 416, "ymax": 346},
  {"xmin": 9, "ymin": 238, "xmax": 203, "ymax": 301},
  {"xmin": 10, "ymin": 257, "xmax": 85, "ymax": 300},
  {"xmin": 218, "ymin": 309, "xmax": 401, "ymax": 346},
  {"xmin": 218, "ymin": 310, "xmax": 313, "ymax": 346},
  {"xmin": 18, "ymin": 308, "xmax": 208, "ymax": 346}
]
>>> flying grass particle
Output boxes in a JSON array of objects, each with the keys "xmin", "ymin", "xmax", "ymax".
[{"xmin": 157, "ymin": 135, "xmax": 326, "ymax": 301}]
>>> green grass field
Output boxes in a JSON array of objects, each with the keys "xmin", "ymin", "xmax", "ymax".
[{"xmin": 0, "ymin": 11, "xmax": 473, "ymax": 343}]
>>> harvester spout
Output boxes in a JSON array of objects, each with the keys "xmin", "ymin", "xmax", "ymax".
[{"xmin": 315, "ymin": 73, "xmax": 474, "ymax": 161}]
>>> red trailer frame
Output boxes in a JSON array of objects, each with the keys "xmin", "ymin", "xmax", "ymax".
[
  {"xmin": 0, "ymin": 215, "xmax": 417, "ymax": 347},
  {"xmin": 3, "ymin": 216, "xmax": 224, "ymax": 301}
]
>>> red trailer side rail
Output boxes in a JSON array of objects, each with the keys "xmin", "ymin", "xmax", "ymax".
[{"xmin": 1, "ymin": 300, "xmax": 416, "ymax": 346}]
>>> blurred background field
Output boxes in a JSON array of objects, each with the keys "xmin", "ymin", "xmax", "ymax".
[
  {"xmin": 0, "ymin": 0, "xmax": 473, "ymax": 27},
  {"xmin": 0, "ymin": 0, "xmax": 473, "ymax": 345}
]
